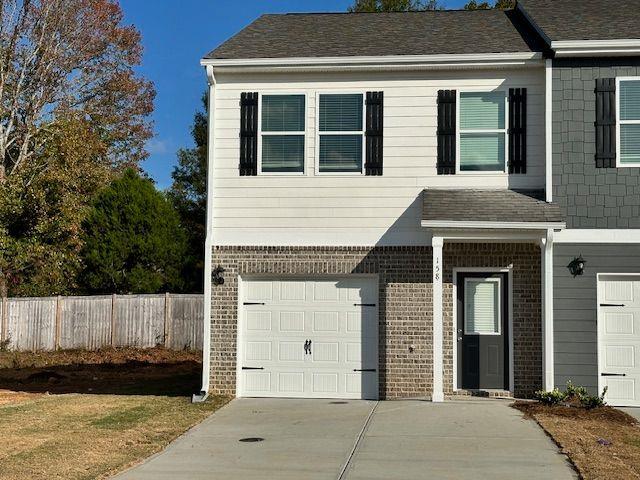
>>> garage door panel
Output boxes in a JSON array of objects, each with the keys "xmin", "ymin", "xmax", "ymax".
[
  {"xmin": 240, "ymin": 277, "xmax": 378, "ymax": 400},
  {"xmin": 600, "ymin": 277, "xmax": 640, "ymax": 406}
]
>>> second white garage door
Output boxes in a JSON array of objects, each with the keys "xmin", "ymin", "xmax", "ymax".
[
  {"xmin": 238, "ymin": 277, "xmax": 378, "ymax": 400},
  {"xmin": 599, "ymin": 275, "xmax": 640, "ymax": 406}
]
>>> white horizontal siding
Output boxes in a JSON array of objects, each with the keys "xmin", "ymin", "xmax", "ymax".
[{"xmin": 212, "ymin": 68, "xmax": 546, "ymax": 246}]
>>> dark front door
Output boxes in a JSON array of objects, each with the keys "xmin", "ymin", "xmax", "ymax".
[{"xmin": 457, "ymin": 272, "xmax": 509, "ymax": 390}]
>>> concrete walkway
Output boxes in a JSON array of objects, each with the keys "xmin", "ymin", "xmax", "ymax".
[{"xmin": 115, "ymin": 398, "xmax": 576, "ymax": 480}]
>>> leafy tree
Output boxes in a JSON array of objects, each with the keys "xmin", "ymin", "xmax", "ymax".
[
  {"xmin": 463, "ymin": 0, "xmax": 515, "ymax": 9},
  {"xmin": 348, "ymin": 0, "xmax": 442, "ymax": 12},
  {"xmin": 0, "ymin": 0, "xmax": 155, "ymax": 296},
  {"xmin": 0, "ymin": 114, "xmax": 112, "ymax": 296},
  {"xmin": 168, "ymin": 95, "xmax": 208, "ymax": 293},
  {"xmin": 80, "ymin": 169, "xmax": 188, "ymax": 294}
]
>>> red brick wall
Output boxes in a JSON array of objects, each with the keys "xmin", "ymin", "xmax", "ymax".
[{"xmin": 209, "ymin": 244, "xmax": 541, "ymax": 399}]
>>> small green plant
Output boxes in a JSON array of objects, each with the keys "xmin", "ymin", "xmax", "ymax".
[
  {"xmin": 534, "ymin": 388, "xmax": 567, "ymax": 405},
  {"xmin": 565, "ymin": 380, "xmax": 588, "ymax": 399},
  {"xmin": 0, "ymin": 337, "xmax": 11, "ymax": 352},
  {"xmin": 580, "ymin": 386, "xmax": 608, "ymax": 409}
]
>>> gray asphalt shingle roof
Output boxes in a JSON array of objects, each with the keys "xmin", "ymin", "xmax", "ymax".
[
  {"xmin": 518, "ymin": 0, "xmax": 640, "ymax": 42},
  {"xmin": 205, "ymin": 10, "xmax": 544, "ymax": 60},
  {"xmin": 422, "ymin": 189, "xmax": 564, "ymax": 224}
]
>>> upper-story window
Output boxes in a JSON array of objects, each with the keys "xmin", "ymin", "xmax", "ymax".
[
  {"xmin": 317, "ymin": 93, "xmax": 365, "ymax": 174},
  {"xmin": 458, "ymin": 91, "xmax": 507, "ymax": 173},
  {"xmin": 618, "ymin": 79, "xmax": 640, "ymax": 167},
  {"xmin": 260, "ymin": 94, "xmax": 305, "ymax": 174}
]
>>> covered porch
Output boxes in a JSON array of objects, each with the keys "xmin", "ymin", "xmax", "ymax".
[{"xmin": 422, "ymin": 189, "xmax": 565, "ymax": 400}]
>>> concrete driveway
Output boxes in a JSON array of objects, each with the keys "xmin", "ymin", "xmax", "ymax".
[{"xmin": 115, "ymin": 398, "xmax": 576, "ymax": 480}]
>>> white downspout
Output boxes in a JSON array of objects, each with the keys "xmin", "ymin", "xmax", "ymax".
[{"xmin": 193, "ymin": 64, "xmax": 216, "ymax": 402}]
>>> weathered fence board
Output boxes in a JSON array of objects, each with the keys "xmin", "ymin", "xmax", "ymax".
[
  {"xmin": 7, "ymin": 297, "xmax": 57, "ymax": 351},
  {"xmin": 167, "ymin": 294, "xmax": 204, "ymax": 350},
  {"xmin": 60, "ymin": 296, "xmax": 112, "ymax": 350},
  {"xmin": 0, "ymin": 294, "xmax": 202, "ymax": 352}
]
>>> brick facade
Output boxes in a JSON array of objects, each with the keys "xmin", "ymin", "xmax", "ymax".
[{"xmin": 209, "ymin": 243, "xmax": 542, "ymax": 399}]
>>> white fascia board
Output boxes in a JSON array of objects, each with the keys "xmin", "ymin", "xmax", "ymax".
[
  {"xmin": 552, "ymin": 39, "xmax": 640, "ymax": 57},
  {"xmin": 421, "ymin": 220, "xmax": 566, "ymax": 230},
  {"xmin": 200, "ymin": 52, "xmax": 543, "ymax": 70},
  {"xmin": 555, "ymin": 229, "xmax": 640, "ymax": 243}
]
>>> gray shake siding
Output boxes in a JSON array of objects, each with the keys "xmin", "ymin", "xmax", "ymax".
[
  {"xmin": 552, "ymin": 58, "xmax": 640, "ymax": 229},
  {"xmin": 554, "ymin": 243, "xmax": 640, "ymax": 393}
]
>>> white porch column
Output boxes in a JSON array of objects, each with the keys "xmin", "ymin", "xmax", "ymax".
[
  {"xmin": 541, "ymin": 229, "xmax": 555, "ymax": 391},
  {"xmin": 432, "ymin": 236, "xmax": 444, "ymax": 402}
]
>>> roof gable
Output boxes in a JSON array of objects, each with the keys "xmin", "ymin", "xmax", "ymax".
[{"xmin": 205, "ymin": 10, "xmax": 544, "ymax": 60}]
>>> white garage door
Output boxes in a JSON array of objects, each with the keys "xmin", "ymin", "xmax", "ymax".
[
  {"xmin": 238, "ymin": 277, "xmax": 378, "ymax": 400},
  {"xmin": 599, "ymin": 276, "xmax": 640, "ymax": 406}
]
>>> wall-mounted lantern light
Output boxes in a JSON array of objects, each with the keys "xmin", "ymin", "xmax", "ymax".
[
  {"xmin": 212, "ymin": 266, "xmax": 225, "ymax": 286},
  {"xmin": 567, "ymin": 255, "xmax": 586, "ymax": 277}
]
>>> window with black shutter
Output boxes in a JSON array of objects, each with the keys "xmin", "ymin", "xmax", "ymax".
[
  {"xmin": 508, "ymin": 88, "xmax": 527, "ymax": 174},
  {"xmin": 365, "ymin": 91, "xmax": 384, "ymax": 176},
  {"xmin": 239, "ymin": 92, "xmax": 258, "ymax": 176},
  {"xmin": 595, "ymin": 78, "xmax": 616, "ymax": 168},
  {"xmin": 437, "ymin": 90, "xmax": 456, "ymax": 175}
]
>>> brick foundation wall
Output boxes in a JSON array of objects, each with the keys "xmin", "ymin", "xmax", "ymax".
[{"xmin": 209, "ymin": 244, "xmax": 542, "ymax": 399}]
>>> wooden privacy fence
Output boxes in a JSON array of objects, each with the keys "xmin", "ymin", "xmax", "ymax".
[{"xmin": 0, "ymin": 294, "xmax": 203, "ymax": 352}]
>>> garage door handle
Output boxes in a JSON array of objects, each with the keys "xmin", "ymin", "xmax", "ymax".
[
  {"xmin": 600, "ymin": 303, "xmax": 625, "ymax": 307},
  {"xmin": 354, "ymin": 303, "xmax": 376, "ymax": 307},
  {"xmin": 353, "ymin": 369, "xmax": 377, "ymax": 372},
  {"xmin": 601, "ymin": 373, "xmax": 626, "ymax": 376},
  {"xmin": 242, "ymin": 367, "xmax": 264, "ymax": 370},
  {"xmin": 243, "ymin": 302, "xmax": 265, "ymax": 305}
]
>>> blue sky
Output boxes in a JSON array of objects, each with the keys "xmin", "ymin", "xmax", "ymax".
[{"xmin": 120, "ymin": 0, "xmax": 468, "ymax": 189}]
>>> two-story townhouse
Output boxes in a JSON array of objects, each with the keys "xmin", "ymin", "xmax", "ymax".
[
  {"xmin": 193, "ymin": 0, "xmax": 640, "ymax": 407},
  {"xmin": 517, "ymin": 0, "xmax": 640, "ymax": 406}
]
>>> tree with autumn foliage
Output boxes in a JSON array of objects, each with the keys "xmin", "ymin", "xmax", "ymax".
[
  {"xmin": 348, "ymin": 0, "xmax": 442, "ymax": 12},
  {"xmin": 0, "ymin": 0, "xmax": 154, "ymax": 296},
  {"xmin": 464, "ymin": 0, "xmax": 515, "ymax": 9}
]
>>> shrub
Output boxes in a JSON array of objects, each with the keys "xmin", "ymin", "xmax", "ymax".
[
  {"xmin": 580, "ymin": 386, "xmax": 608, "ymax": 409},
  {"xmin": 534, "ymin": 388, "xmax": 567, "ymax": 405},
  {"xmin": 565, "ymin": 380, "xmax": 588, "ymax": 399}
]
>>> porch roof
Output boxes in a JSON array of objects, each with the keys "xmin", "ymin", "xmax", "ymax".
[{"xmin": 421, "ymin": 189, "xmax": 565, "ymax": 230}]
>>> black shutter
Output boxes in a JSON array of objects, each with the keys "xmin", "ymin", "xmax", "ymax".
[
  {"xmin": 239, "ymin": 92, "xmax": 258, "ymax": 176},
  {"xmin": 365, "ymin": 91, "xmax": 384, "ymax": 176},
  {"xmin": 437, "ymin": 90, "xmax": 456, "ymax": 175},
  {"xmin": 595, "ymin": 78, "xmax": 616, "ymax": 168},
  {"xmin": 508, "ymin": 88, "xmax": 527, "ymax": 174}
]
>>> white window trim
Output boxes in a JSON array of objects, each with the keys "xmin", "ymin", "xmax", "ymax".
[
  {"xmin": 616, "ymin": 76, "xmax": 640, "ymax": 168},
  {"xmin": 456, "ymin": 89, "xmax": 509, "ymax": 175},
  {"xmin": 463, "ymin": 276, "xmax": 502, "ymax": 336},
  {"xmin": 315, "ymin": 91, "xmax": 367, "ymax": 176},
  {"xmin": 257, "ymin": 92, "xmax": 308, "ymax": 176}
]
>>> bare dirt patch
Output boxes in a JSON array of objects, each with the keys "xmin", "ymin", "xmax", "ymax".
[
  {"xmin": 0, "ymin": 348, "xmax": 230, "ymax": 480},
  {"xmin": 514, "ymin": 401, "xmax": 640, "ymax": 480},
  {"xmin": 0, "ymin": 347, "xmax": 202, "ymax": 396}
]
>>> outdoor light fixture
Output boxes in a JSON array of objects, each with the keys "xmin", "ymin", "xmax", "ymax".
[
  {"xmin": 567, "ymin": 255, "xmax": 586, "ymax": 277},
  {"xmin": 212, "ymin": 266, "xmax": 225, "ymax": 285}
]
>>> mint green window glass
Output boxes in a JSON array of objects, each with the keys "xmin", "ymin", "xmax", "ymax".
[
  {"xmin": 319, "ymin": 94, "xmax": 364, "ymax": 173},
  {"xmin": 459, "ymin": 91, "xmax": 506, "ymax": 172},
  {"xmin": 261, "ymin": 95, "xmax": 305, "ymax": 173},
  {"xmin": 620, "ymin": 81, "xmax": 640, "ymax": 165}
]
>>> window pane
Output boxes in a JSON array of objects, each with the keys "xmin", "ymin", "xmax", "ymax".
[
  {"xmin": 460, "ymin": 92, "xmax": 505, "ymax": 130},
  {"xmin": 319, "ymin": 135, "xmax": 362, "ymax": 172},
  {"xmin": 459, "ymin": 133, "xmax": 505, "ymax": 171},
  {"xmin": 465, "ymin": 280, "xmax": 500, "ymax": 335},
  {"xmin": 262, "ymin": 95, "xmax": 305, "ymax": 132},
  {"xmin": 262, "ymin": 135, "xmax": 304, "ymax": 173},
  {"xmin": 319, "ymin": 94, "xmax": 363, "ymax": 132},
  {"xmin": 621, "ymin": 124, "xmax": 640, "ymax": 164},
  {"xmin": 620, "ymin": 81, "xmax": 640, "ymax": 121}
]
